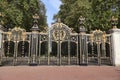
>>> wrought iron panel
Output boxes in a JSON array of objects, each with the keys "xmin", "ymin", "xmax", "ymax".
[
  {"xmin": 50, "ymin": 23, "xmax": 71, "ymax": 41},
  {"xmin": 0, "ymin": 24, "xmax": 112, "ymax": 66},
  {"xmin": 49, "ymin": 22, "xmax": 78, "ymax": 65},
  {"xmin": 86, "ymin": 30, "xmax": 112, "ymax": 65}
]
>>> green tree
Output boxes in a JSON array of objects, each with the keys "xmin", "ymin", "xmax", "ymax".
[
  {"xmin": 0, "ymin": 0, "xmax": 47, "ymax": 31},
  {"xmin": 54, "ymin": 0, "xmax": 91, "ymax": 32},
  {"xmin": 54, "ymin": 0, "xmax": 120, "ymax": 32},
  {"xmin": 90, "ymin": 0, "xmax": 119, "ymax": 31}
]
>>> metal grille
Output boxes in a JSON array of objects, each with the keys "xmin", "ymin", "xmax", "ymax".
[{"xmin": 0, "ymin": 24, "xmax": 112, "ymax": 66}]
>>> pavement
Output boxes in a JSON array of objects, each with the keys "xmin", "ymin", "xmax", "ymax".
[{"xmin": 0, "ymin": 66, "xmax": 120, "ymax": 80}]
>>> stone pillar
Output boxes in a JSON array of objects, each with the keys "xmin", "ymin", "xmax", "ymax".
[{"xmin": 111, "ymin": 28, "xmax": 120, "ymax": 66}]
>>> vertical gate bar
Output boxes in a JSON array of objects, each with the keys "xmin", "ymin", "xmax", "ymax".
[
  {"xmin": 38, "ymin": 35, "xmax": 41, "ymax": 64},
  {"xmin": 81, "ymin": 34, "xmax": 87, "ymax": 64},
  {"xmin": 13, "ymin": 41, "xmax": 15, "ymax": 65},
  {"xmin": 76, "ymin": 36, "xmax": 79, "ymax": 65},
  {"xmin": 48, "ymin": 34, "xmax": 50, "ymax": 65},
  {"xmin": 59, "ymin": 23, "xmax": 61, "ymax": 66},
  {"xmin": 0, "ymin": 33, "xmax": 4, "ymax": 65},
  {"xmin": 33, "ymin": 35, "xmax": 35, "ymax": 63},
  {"xmin": 68, "ymin": 37, "xmax": 70, "ymax": 65},
  {"xmin": 103, "ymin": 42, "xmax": 106, "ymax": 57},
  {"xmin": 28, "ymin": 33, "xmax": 31, "ymax": 64},
  {"xmin": 36, "ymin": 34, "xmax": 38, "ymax": 64},
  {"xmin": 97, "ymin": 43, "xmax": 99, "ymax": 65},
  {"xmin": 59, "ymin": 41, "xmax": 61, "ymax": 65},
  {"xmin": 32, "ymin": 34, "xmax": 35, "ymax": 64},
  {"xmin": 78, "ymin": 33, "xmax": 81, "ymax": 65},
  {"xmin": 33, "ymin": 35, "xmax": 36, "ymax": 63},
  {"xmin": 34, "ymin": 36, "xmax": 36, "ymax": 63},
  {"xmin": 109, "ymin": 35, "xmax": 113, "ymax": 65},
  {"xmin": 30, "ymin": 34, "xmax": 33, "ymax": 64},
  {"xmin": 16, "ymin": 41, "xmax": 18, "ymax": 65},
  {"xmin": 79, "ymin": 34, "xmax": 82, "ymax": 64},
  {"xmin": 97, "ymin": 42, "xmax": 101, "ymax": 65},
  {"xmin": 85, "ymin": 35, "xmax": 88, "ymax": 64},
  {"xmin": 81, "ymin": 34, "xmax": 86, "ymax": 64},
  {"xmin": 13, "ymin": 41, "xmax": 16, "ymax": 65},
  {"xmin": 7, "ymin": 40, "xmax": 10, "ymax": 59},
  {"xmin": 57, "ymin": 41, "xmax": 59, "ymax": 65},
  {"xmin": 83, "ymin": 35, "xmax": 86, "ymax": 64},
  {"xmin": 30, "ymin": 34, "xmax": 32, "ymax": 61},
  {"xmin": 28, "ymin": 40, "xmax": 30, "ymax": 64},
  {"xmin": 8, "ymin": 41, "xmax": 11, "ymax": 61},
  {"xmin": 31, "ymin": 34, "xmax": 34, "ymax": 63},
  {"xmin": 13, "ymin": 40, "xmax": 18, "ymax": 66},
  {"xmin": 6, "ymin": 41, "xmax": 8, "ymax": 58},
  {"xmin": 91, "ymin": 41, "xmax": 94, "ymax": 58},
  {"xmin": 96, "ymin": 42, "xmax": 99, "ymax": 65},
  {"xmin": 22, "ymin": 41, "xmax": 25, "ymax": 58},
  {"xmin": 81, "ymin": 35, "xmax": 84, "ymax": 64},
  {"xmin": 99, "ymin": 43, "xmax": 101, "ymax": 65}
]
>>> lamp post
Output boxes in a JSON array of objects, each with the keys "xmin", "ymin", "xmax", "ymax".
[
  {"xmin": 78, "ymin": 16, "xmax": 87, "ymax": 65},
  {"xmin": 29, "ymin": 14, "xmax": 40, "ymax": 66}
]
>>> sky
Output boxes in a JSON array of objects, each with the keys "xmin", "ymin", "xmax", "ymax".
[{"xmin": 41, "ymin": 0, "xmax": 62, "ymax": 26}]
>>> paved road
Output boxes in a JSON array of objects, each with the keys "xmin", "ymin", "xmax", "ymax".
[{"xmin": 0, "ymin": 66, "xmax": 120, "ymax": 80}]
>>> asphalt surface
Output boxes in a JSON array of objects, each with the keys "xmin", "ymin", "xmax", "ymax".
[{"xmin": 0, "ymin": 66, "xmax": 120, "ymax": 80}]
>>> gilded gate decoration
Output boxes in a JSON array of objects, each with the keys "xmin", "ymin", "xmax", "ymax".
[
  {"xmin": 52, "ymin": 30, "xmax": 66, "ymax": 41},
  {"xmin": 87, "ymin": 30, "xmax": 112, "ymax": 65},
  {"xmin": 0, "ymin": 22, "xmax": 112, "ymax": 66},
  {"xmin": 1, "ymin": 27, "xmax": 30, "ymax": 65},
  {"xmin": 50, "ymin": 21, "xmax": 78, "ymax": 65}
]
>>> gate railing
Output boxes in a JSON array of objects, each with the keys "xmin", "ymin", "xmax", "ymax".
[
  {"xmin": 0, "ymin": 26, "xmax": 112, "ymax": 66},
  {"xmin": 0, "ymin": 27, "xmax": 31, "ymax": 65},
  {"xmin": 85, "ymin": 30, "xmax": 112, "ymax": 65}
]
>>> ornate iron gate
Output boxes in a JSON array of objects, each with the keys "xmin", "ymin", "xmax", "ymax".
[
  {"xmin": 0, "ymin": 22, "xmax": 112, "ymax": 66},
  {"xmin": 86, "ymin": 30, "xmax": 112, "ymax": 65},
  {"xmin": 49, "ymin": 21, "xmax": 78, "ymax": 65},
  {"xmin": 1, "ymin": 27, "xmax": 30, "ymax": 65}
]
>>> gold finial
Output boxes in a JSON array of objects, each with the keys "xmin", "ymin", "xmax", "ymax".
[
  {"xmin": 113, "ymin": 26, "xmax": 117, "ymax": 29},
  {"xmin": 111, "ymin": 16, "xmax": 118, "ymax": 28},
  {"xmin": 102, "ymin": 31, "xmax": 106, "ymax": 42},
  {"xmin": 7, "ymin": 32, "xmax": 12, "ymax": 41},
  {"xmin": 22, "ymin": 32, "xmax": 26, "ymax": 41},
  {"xmin": 0, "ymin": 12, "xmax": 2, "ymax": 16},
  {"xmin": 57, "ymin": 18, "xmax": 61, "ymax": 23},
  {"xmin": 33, "ymin": 14, "xmax": 39, "ymax": 19}
]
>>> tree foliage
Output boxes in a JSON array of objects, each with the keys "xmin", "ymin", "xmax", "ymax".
[
  {"xmin": 54, "ymin": 0, "xmax": 120, "ymax": 32},
  {"xmin": 90, "ymin": 0, "xmax": 119, "ymax": 31},
  {"xmin": 0, "ymin": 0, "xmax": 47, "ymax": 31}
]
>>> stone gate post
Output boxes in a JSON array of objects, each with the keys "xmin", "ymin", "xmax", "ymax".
[{"xmin": 111, "ymin": 28, "xmax": 120, "ymax": 66}]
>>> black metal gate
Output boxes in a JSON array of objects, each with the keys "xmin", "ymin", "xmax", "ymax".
[{"xmin": 0, "ymin": 22, "xmax": 112, "ymax": 66}]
